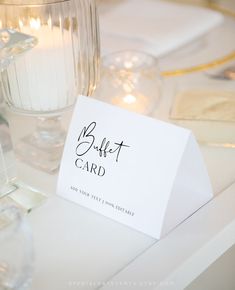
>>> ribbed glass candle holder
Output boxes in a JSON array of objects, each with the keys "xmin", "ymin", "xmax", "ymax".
[
  {"xmin": 0, "ymin": 0, "xmax": 100, "ymax": 173},
  {"xmin": 0, "ymin": 0, "xmax": 100, "ymax": 114}
]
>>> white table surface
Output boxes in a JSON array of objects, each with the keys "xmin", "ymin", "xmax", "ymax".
[
  {"xmin": 5, "ymin": 1, "xmax": 235, "ymax": 289},
  {"xmin": 8, "ymin": 76, "xmax": 234, "ymax": 290}
]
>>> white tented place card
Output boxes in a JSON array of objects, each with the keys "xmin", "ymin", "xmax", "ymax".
[{"xmin": 57, "ymin": 96, "xmax": 213, "ymax": 239}]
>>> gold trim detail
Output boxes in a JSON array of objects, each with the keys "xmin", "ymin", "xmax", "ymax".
[
  {"xmin": 161, "ymin": 1, "xmax": 235, "ymax": 77},
  {"xmin": 161, "ymin": 50, "xmax": 235, "ymax": 77}
]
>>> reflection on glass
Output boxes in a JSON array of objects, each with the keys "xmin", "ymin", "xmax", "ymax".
[
  {"xmin": 0, "ymin": 205, "xmax": 33, "ymax": 290},
  {"xmin": 0, "ymin": 29, "xmax": 37, "ymax": 71}
]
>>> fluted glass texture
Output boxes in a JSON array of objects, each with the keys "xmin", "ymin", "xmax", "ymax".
[{"xmin": 0, "ymin": 0, "xmax": 100, "ymax": 114}]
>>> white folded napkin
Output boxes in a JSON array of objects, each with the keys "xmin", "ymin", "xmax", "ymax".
[{"xmin": 100, "ymin": 0, "xmax": 224, "ymax": 57}]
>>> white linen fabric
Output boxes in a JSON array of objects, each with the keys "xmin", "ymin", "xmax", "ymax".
[{"xmin": 100, "ymin": 0, "xmax": 224, "ymax": 56}]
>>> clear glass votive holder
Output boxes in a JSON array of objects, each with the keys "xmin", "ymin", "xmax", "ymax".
[{"xmin": 94, "ymin": 50, "xmax": 162, "ymax": 115}]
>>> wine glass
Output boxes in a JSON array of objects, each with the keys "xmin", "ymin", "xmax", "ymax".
[
  {"xmin": 0, "ymin": 29, "xmax": 37, "ymax": 198},
  {"xmin": 0, "ymin": 28, "xmax": 37, "ymax": 109}
]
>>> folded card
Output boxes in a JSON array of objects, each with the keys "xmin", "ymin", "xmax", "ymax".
[{"xmin": 57, "ymin": 96, "xmax": 213, "ymax": 239}]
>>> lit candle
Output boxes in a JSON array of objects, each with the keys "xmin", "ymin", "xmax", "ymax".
[
  {"xmin": 96, "ymin": 50, "xmax": 161, "ymax": 115},
  {"xmin": 112, "ymin": 92, "xmax": 151, "ymax": 114},
  {"xmin": 5, "ymin": 17, "xmax": 76, "ymax": 112}
]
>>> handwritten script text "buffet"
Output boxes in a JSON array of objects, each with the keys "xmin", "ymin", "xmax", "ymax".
[{"xmin": 76, "ymin": 122, "xmax": 130, "ymax": 162}]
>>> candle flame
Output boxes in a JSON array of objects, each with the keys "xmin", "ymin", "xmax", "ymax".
[
  {"xmin": 29, "ymin": 18, "xmax": 41, "ymax": 30},
  {"xmin": 123, "ymin": 94, "xmax": 137, "ymax": 104}
]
